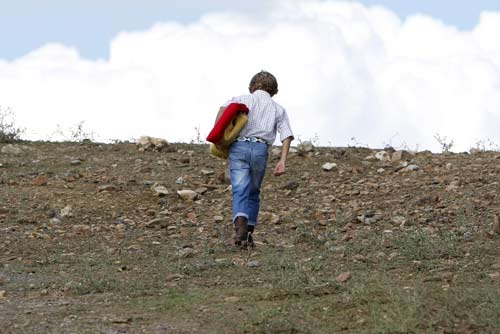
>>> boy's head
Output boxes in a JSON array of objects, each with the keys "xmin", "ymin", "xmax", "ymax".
[{"xmin": 249, "ymin": 71, "xmax": 278, "ymax": 96}]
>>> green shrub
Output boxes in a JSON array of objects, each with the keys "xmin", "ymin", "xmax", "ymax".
[{"xmin": 0, "ymin": 106, "xmax": 24, "ymax": 143}]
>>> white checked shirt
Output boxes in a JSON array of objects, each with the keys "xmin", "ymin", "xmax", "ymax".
[{"xmin": 222, "ymin": 90, "xmax": 294, "ymax": 145}]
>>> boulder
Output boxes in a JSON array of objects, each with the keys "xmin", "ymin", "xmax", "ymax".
[
  {"xmin": 1, "ymin": 144, "xmax": 23, "ymax": 155},
  {"xmin": 137, "ymin": 136, "xmax": 169, "ymax": 152},
  {"xmin": 33, "ymin": 174, "xmax": 48, "ymax": 186},
  {"xmin": 151, "ymin": 183, "xmax": 169, "ymax": 196},
  {"xmin": 374, "ymin": 151, "xmax": 391, "ymax": 162},
  {"xmin": 391, "ymin": 150, "xmax": 414, "ymax": 162},
  {"xmin": 297, "ymin": 141, "xmax": 314, "ymax": 154},
  {"xmin": 177, "ymin": 189, "xmax": 198, "ymax": 201},
  {"xmin": 322, "ymin": 162, "xmax": 338, "ymax": 171}
]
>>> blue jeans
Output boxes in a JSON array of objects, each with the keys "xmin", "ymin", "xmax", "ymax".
[{"xmin": 229, "ymin": 141, "xmax": 269, "ymax": 227}]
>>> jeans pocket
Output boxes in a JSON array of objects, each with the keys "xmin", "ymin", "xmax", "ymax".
[{"xmin": 229, "ymin": 145, "xmax": 248, "ymax": 170}]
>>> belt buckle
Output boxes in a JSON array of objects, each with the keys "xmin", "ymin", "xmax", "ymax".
[{"xmin": 254, "ymin": 137, "xmax": 264, "ymax": 143}]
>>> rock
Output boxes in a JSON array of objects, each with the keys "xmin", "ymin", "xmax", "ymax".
[
  {"xmin": 377, "ymin": 168, "xmax": 385, "ymax": 174},
  {"xmin": 270, "ymin": 213, "xmax": 281, "ymax": 224},
  {"xmin": 176, "ymin": 177, "xmax": 186, "ymax": 185},
  {"xmin": 49, "ymin": 217, "xmax": 62, "ymax": 224},
  {"xmin": 403, "ymin": 164, "xmax": 419, "ymax": 172},
  {"xmin": 213, "ymin": 216, "xmax": 224, "ymax": 223},
  {"xmin": 60, "ymin": 206, "xmax": 73, "ymax": 218},
  {"xmin": 391, "ymin": 150, "xmax": 413, "ymax": 162},
  {"xmin": 489, "ymin": 272, "xmax": 500, "ymax": 280},
  {"xmin": 281, "ymin": 181, "xmax": 299, "ymax": 191},
  {"xmin": 375, "ymin": 151, "xmax": 391, "ymax": 162},
  {"xmin": 247, "ymin": 261, "xmax": 261, "ymax": 268},
  {"xmin": 416, "ymin": 195, "xmax": 440, "ymax": 206},
  {"xmin": 98, "ymin": 184, "xmax": 118, "ymax": 192},
  {"xmin": 0, "ymin": 290, "xmax": 6, "ymax": 299},
  {"xmin": 1, "ymin": 144, "xmax": 23, "ymax": 155},
  {"xmin": 217, "ymin": 170, "xmax": 231, "ymax": 185},
  {"xmin": 322, "ymin": 162, "xmax": 337, "ymax": 171},
  {"xmin": 392, "ymin": 216, "xmax": 407, "ymax": 227},
  {"xmin": 72, "ymin": 225, "xmax": 91, "ymax": 233},
  {"xmin": 0, "ymin": 274, "xmax": 9, "ymax": 285},
  {"xmin": 446, "ymin": 180, "xmax": 460, "ymax": 191},
  {"xmin": 145, "ymin": 218, "xmax": 169, "ymax": 228},
  {"xmin": 463, "ymin": 231, "xmax": 473, "ymax": 242},
  {"xmin": 353, "ymin": 254, "xmax": 368, "ymax": 262},
  {"xmin": 33, "ymin": 174, "xmax": 48, "ymax": 186},
  {"xmin": 109, "ymin": 316, "xmax": 132, "ymax": 324},
  {"xmin": 297, "ymin": 141, "xmax": 314, "ymax": 154},
  {"xmin": 201, "ymin": 169, "xmax": 214, "ymax": 176},
  {"xmin": 151, "ymin": 183, "xmax": 169, "ymax": 196},
  {"xmin": 177, "ymin": 190, "xmax": 198, "ymax": 201},
  {"xmin": 335, "ymin": 272, "xmax": 352, "ymax": 283},
  {"xmin": 384, "ymin": 146, "xmax": 396, "ymax": 153},
  {"xmin": 176, "ymin": 247, "xmax": 194, "ymax": 258},
  {"xmin": 364, "ymin": 155, "xmax": 377, "ymax": 161},
  {"xmin": 469, "ymin": 148, "xmax": 482, "ymax": 155},
  {"xmin": 70, "ymin": 159, "xmax": 82, "ymax": 166},
  {"xmin": 165, "ymin": 274, "xmax": 184, "ymax": 282},
  {"xmin": 195, "ymin": 187, "xmax": 208, "ymax": 195},
  {"xmin": 492, "ymin": 214, "xmax": 500, "ymax": 235},
  {"xmin": 357, "ymin": 211, "xmax": 382, "ymax": 224},
  {"xmin": 137, "ymin": 136, "xmax": 169, "ymax": 152}
]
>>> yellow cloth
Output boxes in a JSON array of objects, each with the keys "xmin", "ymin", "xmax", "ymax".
[{"xmin": 209, "ymin": 113, "xmax": 248, "ymax": 159}]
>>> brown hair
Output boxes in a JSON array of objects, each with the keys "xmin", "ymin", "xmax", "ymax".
[{"xmin": 249, "ymin": 71, "xmax": 278, "ymax": 96}]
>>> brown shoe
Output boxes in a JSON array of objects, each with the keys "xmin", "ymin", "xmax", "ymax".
[{"xmin": 234, "ymin": 217, "xmax": 248, "ymax": 247}]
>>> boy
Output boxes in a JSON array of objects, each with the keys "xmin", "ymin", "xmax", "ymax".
[{"xmin": 215, "ymin": 71, "xmax": 294, "ymax": 248}]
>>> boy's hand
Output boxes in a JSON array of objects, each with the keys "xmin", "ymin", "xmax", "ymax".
[{"xmin": 274, "ymin": 160, "xmax": 286, "ymax": 176}]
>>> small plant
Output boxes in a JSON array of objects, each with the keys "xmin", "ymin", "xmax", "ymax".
[
  {"xmin": 470, "ymin": 139, "xmax": 500, "ymax": 152},
  {"xmin": 51, "ymin": 121, "xmax": 96, "ymax": 142},
  {"xmin": 348, "ymin": 136, "xmax": 369, "ymax": 148},
  {"xmin": 382, "ymin": 132, "xmax": 412, "ymax": 151},
  {"xmin": 191, "ymin": 125, "xmax": 204, "ymax": 144},
  {"xmin": 434, "ymin": 133, "xmax": 454, "ymax": 153},
  {"xmin": 0, "ymin": 106, "xmax": 24, "ymax": 143}
]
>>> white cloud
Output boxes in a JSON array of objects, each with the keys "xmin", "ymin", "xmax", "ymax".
[{"xmin": 1, "ymin": 0, "xmax": 500, "ymax": 151}]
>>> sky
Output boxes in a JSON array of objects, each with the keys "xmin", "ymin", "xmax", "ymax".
[{"xmin": 1, "ymin": 0, "xmax": 500, "ymax": 151}]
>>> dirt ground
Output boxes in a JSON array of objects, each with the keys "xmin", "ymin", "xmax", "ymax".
[{"xmin": 1, "ymin": 141, "xmax": 499, "ymax": 333}]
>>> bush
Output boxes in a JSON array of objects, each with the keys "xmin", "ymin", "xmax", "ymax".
[{"xmin": 0, "ymin": 106, "xmax": 24, "ymax": 143}]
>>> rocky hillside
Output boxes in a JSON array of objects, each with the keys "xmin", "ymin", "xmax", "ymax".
[
  {"xmin": 1, "ymin": 140, "xmax": 499, "ymax": 333},
  {"xmin": 2, "ymin": 140, "xmax": 498, "ymax": 237}
]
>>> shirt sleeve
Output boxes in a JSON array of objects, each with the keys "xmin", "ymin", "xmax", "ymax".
[
  {"xmin": 277, "ymin": 109, "xmax": 294, "ymax": 142},
  {"xmin": 222, "ymin": 96, "xmax": 243, "ymax": 108}
]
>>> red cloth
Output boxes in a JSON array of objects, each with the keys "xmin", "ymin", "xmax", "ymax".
[{"xmin": 206, "ymin": 103, "xmax": 249, "ymax": 143}]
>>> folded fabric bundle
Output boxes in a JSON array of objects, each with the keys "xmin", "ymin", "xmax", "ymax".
[
  {"xmin": 209, "ymin": 112, "xmax": 248, "ymax": 159},
  {"xmin": 207, "ymin": 103, "xmax": 249, "ymax": 159},
  {"xmin": 206, "ymin": 103, "xmax": 249, "ymax": 143}
]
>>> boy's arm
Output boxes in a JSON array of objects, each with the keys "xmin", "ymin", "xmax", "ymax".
[{"xmin": 274, "ymin": 136, "xmax": 293, "ymax": 176}]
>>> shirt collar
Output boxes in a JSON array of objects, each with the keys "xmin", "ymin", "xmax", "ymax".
[{"xmin": 253, "ymin": 90, "xmax": 271, "ymax": 98}]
